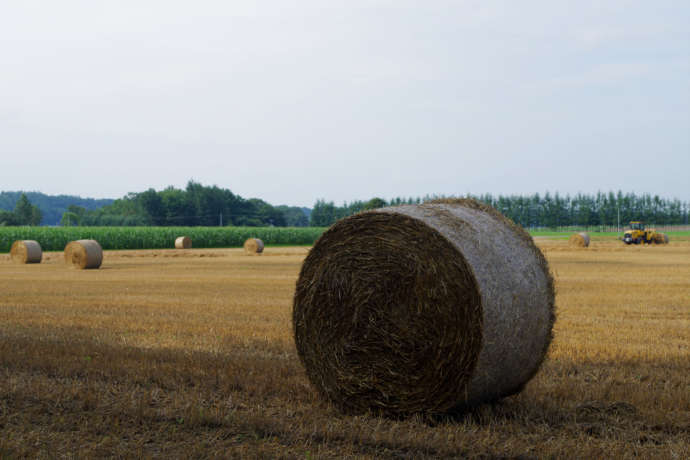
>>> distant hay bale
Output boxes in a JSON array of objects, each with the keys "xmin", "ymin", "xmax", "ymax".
[
  {"xmin": 243, "ymin": 238, "xmax": 264, "ymax": 254},
  {"xmin": 10, "ymin": 240, "xmax": 42, "ymax": 264},
  {"xmin": 653, "ymin": 233, "xmax": 669, "ymax": 244},
  {"xmin": 64, "ymin": 240, "xmax": 103, "ymax": 269},
  {"xmin": 175, "ymin": 236, "xmax": 192, "ymax": 249},
  {"xmin": 293, "ymin": 199, "xmax": 555, "ymax": 417},
  {"xmin": 568, "ymin": 232, "xmax": 590, "ymax": 247}
]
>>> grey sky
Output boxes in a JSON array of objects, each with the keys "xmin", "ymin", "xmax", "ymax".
[{"xmin": 1, "ymin": 1, "xmax": 688, "ymax": 207}]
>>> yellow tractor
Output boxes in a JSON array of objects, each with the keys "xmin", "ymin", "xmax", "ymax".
[{"xmin": 622, "ymin": 221, "xmax": 668, "ymax": 245}]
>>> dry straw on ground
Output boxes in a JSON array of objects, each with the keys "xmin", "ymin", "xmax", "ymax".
[
  {"xmin": 568, "ymin": 232, "xmax": 590, "ymax": 247},
  {"xmin": 64, "ymin": 240, "xmax": 103, "ymax": 269},
  {"xmin": 175, "ymin": 236, "xmax": 192, "ymax": 249},
  {"xmin": 10, "ymin": 240, "xmax": 42, "ymax": 264},
  {"xmin": 244, "ymin": 238, "xmax": 264, "ymax": 254},
  {"xmin": 293, "ymin": 198, "xmax": 555, "ymax": 417}
]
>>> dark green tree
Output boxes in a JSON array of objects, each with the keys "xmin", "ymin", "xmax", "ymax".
[
  {"xmin": 67, "ymin": 205, "xmax": 87, "ymax": 221},
  {"xmin": 12, "ymin": 193, "xmax": 42, "ymax": 225},
  {"xmin": 30, "ymin": 205, "xmax": 42, "ymax": 226},
  {"xmin": 363, "ymin": 197, "xmax": 387, "ymax": 210},
  {"xmin": 138, "ymin": 189, "xmax": 164, "ymax": 225},
  {"xmin": 276, "ymin": 206, "xmax": 309, "ymax": 227},
  {"xmin": 310, "ymin": 200, "xmax": 337, "ymax": 226},
  {"xmin": 60, "ymin": 212, "xmax": 80, "ymax": 226},
  {"xmin": 0, "ymin": 210, "xmax": 18, "ymax": 226},
  {"xmin": 248, "ymin": 199, "xmax": 287, "ymax": 227},
  {"xmin": 14, "ymin": 193, "xmax": 34, "ymax": 224}
]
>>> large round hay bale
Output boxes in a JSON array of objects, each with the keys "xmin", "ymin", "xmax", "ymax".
[
  {"xmin": 568, "ymin": 232, "xmax": 590, "ymax": 247},
  {"xmin": 64, "ymin": 240, "xmax": 103, "ymax": 269},
  {"xmin": 10, "ymin": 240, "xmax": 42, "ymax": 264},
  {"xmin": 293, "ymin": 199, "xmax": 555, "ymax": 417},
  {"xmin": 244, "ymin": 238, "xmax": 264, "ymax": 254},
  {"xmin": 175, "ymin": 236, "xmax": 192, "ymax": 249}
]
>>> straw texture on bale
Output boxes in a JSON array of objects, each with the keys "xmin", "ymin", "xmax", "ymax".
[
  {"xmin": 175, "ymin": 236, "xmax": 192, "ymax": 249},
  {"xmin": 64, "ymin": 240, "xmax": 103, "ymax": 269},
  {"xmin": 243, "ymin": 238, "xmax": 264, "ymax": 254},
  {"xmin": 10, "ymin": 240, "xmax": 42, "ymax": 264},
  {"xmin": 293, "ymin": 199, "xmax": 555, "ymax": 417},
  {"xmin": 568, "ymin": 232, "xmax": 590, "ymax": 247}
]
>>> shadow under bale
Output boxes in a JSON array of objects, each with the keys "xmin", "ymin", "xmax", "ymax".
[{"xmin": 293, "ymin": 199, "xmax": 555, "ymax": 417}]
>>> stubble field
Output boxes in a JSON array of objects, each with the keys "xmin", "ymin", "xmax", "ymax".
[{"xmin": 1, "ymin": 238, "xmax": 688, "ymax": 458}]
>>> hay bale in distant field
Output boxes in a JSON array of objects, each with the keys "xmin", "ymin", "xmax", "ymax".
[
  {"xmin": 568, "ymin": 232, "xmax": 590, "ymax": 247},
  {"xmin": 293, "ymin": 199, "xmax": 555, "ymax": 417},
  {"xmin": 10, "ymin": 240, "xmax": 42, "ymax": 264},
  {"xmin": 653, "ymin": 233, "xmax": 669, "ymax": 244},
  {"xmin": 175, "ymin": 236, "xmax": 192, "ymax": 249},
  {"xmin": 244, "ymin": 238, "xmax": 264, "ymax": 254},
  {"xmin": 64, "ymin": 240, "xmax": 103, "ymax": 269}
]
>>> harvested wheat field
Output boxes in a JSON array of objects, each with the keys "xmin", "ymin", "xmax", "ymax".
[{"xmin": 1, "ymin": 240, "xmax": 688, "ymax": 458}]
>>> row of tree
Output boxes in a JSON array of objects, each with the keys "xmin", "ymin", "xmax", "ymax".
[
  {"xmin": 476, "ymin": 191, "xmax": 689, "ymax": 228},
  {"xmin": 0, "ymin": 194, "xmax": 43, "ymax": 226},
  {"xmin": 5, "ymin": 186, "xmax": 689, "ymax": 229},
  {"xmin": 59, "ymin": 181, "xmax": 309, "ymax": 227},
  {"xmin": 310, "ymin": 191, "xmax": 690, "ymax": 228},
  {"xmin": 0, "ymin": 191, "xmax": 113, "ymax": 225},
  {"xmin": 309, "ymin": 197, "xmax": 393, "ymax": 226}
]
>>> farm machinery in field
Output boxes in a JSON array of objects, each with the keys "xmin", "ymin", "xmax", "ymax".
[{"xmin": 622, "ymin": 221, "xmax": 668, "ymax": 245}]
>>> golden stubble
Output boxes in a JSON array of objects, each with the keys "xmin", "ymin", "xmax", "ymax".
[
  {"xmin": 1, "ymin": 247, "xmax": 306, "ymax": 351},
  {"xmin": 0, "ymin": 241, "xmax": 688, "ymax": 458}
]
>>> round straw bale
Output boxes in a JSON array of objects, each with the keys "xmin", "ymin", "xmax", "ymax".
[
  {"xmin": 244, "ymin": 238, "xmax": 264, "ymax": 254},
  {"xmin": 64, "ymin": 240, "xmax": 103, "ymax": 269},
  {"xmin": 568, "ymin": 232, "xmax": 590, "ymax": 247},
  {"xmin": 653, "ymin": 233, "xmax": 669, "ymax": 244},
  {"xmin": 293, "ymin": 199, "xmax": 555, "ymax": 417},
  {"xmin": 175, "ymin": 236, "xmax": 192, "ymax": 249},
  {"xmin": 10, "ymin": 240, "xmax": 42, "ymax": 264}
]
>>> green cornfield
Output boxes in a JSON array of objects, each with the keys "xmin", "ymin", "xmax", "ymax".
[{"xmin": 0, "ymin": 227, "xmax": 327, "ymax": 253}]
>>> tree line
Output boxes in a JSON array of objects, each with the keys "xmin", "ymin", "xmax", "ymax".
[
  {"xmin": 3, "ymin": 185, "xmax": 688, "ymax": 229},
  {"xmin": 0, "ymin": 194, "xmax": 43, "ymax": 226},
  {"xmin": 58, "ymin": 181, "xmax": 309, "ymax": 227},
  {"xmin": 309, "ymin": 191, "xmax": 690, "ymax": 228},
  {"xmin": 0, "ymin": 191, "xmax": 113, "ymax": 225}
]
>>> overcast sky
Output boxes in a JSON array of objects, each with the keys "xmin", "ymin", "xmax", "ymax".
[{"xmin": 1, "ymin": 1, "xmax": 688, "ymax": 207}]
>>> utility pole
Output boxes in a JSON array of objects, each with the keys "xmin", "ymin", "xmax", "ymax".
[
  {"xmin": 617, "ymin": 205, "xmax": 620, "ymax": 233},
  {"xmin": 219, "ymin": 212, "xmax": 223, "ymax": 227}
]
